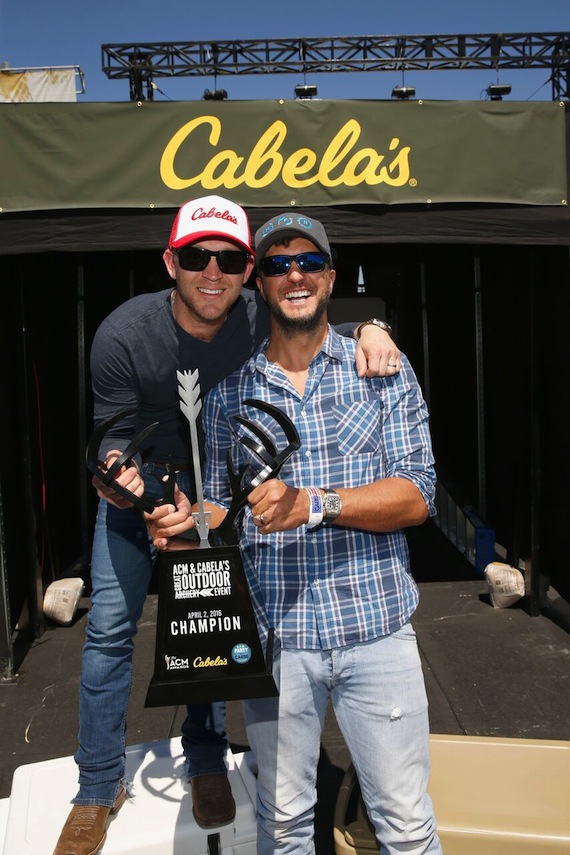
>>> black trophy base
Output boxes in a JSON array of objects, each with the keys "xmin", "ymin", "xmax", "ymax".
[
  {"xmin": 145, "ymin": 671, "xmax": 278, "ymax": 707},
  {"xmin": 145, "ymin": 544, "xmax": 278, "ymax": 708}
]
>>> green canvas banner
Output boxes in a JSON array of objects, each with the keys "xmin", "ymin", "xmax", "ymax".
[{"xmin": 0, "ymin": 99, "xmax": 566, "ymax": 213}]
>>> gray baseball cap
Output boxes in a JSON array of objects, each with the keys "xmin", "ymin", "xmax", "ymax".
[{"xmin": 254, "ymin": 213, "xmax": 331, "ymax": 262}]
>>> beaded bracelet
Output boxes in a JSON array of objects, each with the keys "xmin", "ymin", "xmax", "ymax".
[{"xmin": 305, "ymin": 486, "xmax": 324, "ymax": 529}]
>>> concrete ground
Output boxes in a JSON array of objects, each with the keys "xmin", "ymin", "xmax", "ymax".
[{"xmin": 1, "ymin": 519, "xmax": 569, "ymax": 854}]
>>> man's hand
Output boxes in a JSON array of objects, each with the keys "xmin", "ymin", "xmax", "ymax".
[
  {"xmin": 92, "ymin": 451, "xmax": 145, "ymax": 509},
  {"xmin": 248, "ymin": 479, "xmax": 309, "ymax": 533},
  {"xmin": 144, "ymin": 484, "xmax": 195, "ymax": 549},
  {"xmin": 355, "ymin": 324, "xmax": 401, "ymax": 378}
]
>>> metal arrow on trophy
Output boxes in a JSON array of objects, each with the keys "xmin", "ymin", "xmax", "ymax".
[{"xmin": 177, "ymin": 369, "xmax": 211, "ymax": 548}]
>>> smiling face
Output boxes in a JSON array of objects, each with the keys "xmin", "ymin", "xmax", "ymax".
[
  {"xmin": 256, "ymin": 237, "xmax": 335, "ymax": 334},
  {"xmin": 163, "ymin": 238, "xmax": 255, "ymax": 339}
]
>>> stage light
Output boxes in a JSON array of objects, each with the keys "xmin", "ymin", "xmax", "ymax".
[
  {"xmin": 294, "ymin": 84, "xmax": 318, "ymax": 99},
  {"xmin": 486, "ymin": 83, "xmax": 512, "ymax": 100},
  {"xmin": 391, "ymin": 86, "xmax": 416, "ymax": 100},
  {"xmin": 203, "ymin": 88, "xmax": 228, "ymax": 100}
]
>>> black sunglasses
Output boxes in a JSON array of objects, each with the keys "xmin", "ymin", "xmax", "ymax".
[
  {"xmin": 173, "ymin": 246, "xmax": 250, "ymax": 274},
  {"xmin": 259, "ymin": 252, "xmax": 330, "ymax": 277}
]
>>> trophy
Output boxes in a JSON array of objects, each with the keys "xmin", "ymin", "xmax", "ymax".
[{"xmin": 86, "ymin": 371, "xmax": 301, "ymax": 706}]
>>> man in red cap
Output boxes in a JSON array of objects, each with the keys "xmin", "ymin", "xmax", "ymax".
[{"xmin": 53, "ymin": 195, "xmax": 399, "ymax": 855}]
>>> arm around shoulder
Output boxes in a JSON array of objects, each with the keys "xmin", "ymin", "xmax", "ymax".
[{"xmin": 352, "ymin": 319, "xmax": 401, "ymax": 378}]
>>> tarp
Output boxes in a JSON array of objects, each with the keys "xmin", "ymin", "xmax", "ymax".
[
  {"xmin": 0, "ymin": 68, "xmax": 77, "ymax": 103},
  {"xmin": 0, "ymin": 99, "xmax": 568, "ymax": 251},
  {"xmin": 0, "ymin": 99, "xmax": 566, "ymax": 212},
  {"xmin": 1, "ymin": 202, "xmax": 569, "ymax": 255}
]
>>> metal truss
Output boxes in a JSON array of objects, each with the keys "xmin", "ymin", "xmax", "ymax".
[{"xmin": 101, "ymin": 32, "xmax": 570, "ymax": 102}]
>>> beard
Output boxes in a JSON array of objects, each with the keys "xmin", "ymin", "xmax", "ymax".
[{"xmin": 265, "ymin": 290, "xmax": 330, "ymax": 337}]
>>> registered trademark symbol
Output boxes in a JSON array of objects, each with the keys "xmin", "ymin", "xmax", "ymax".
[{"xmin": 409, "ymin": 178, "xmax": 417, "ymax": 187}]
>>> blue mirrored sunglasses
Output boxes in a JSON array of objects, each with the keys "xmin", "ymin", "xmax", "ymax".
[{"xmin": 259, "ymin": 251, "xmax": 329, "ymax": 277}]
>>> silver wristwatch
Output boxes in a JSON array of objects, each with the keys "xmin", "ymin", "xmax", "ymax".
[
  {"xmin": 322, "ymin": 489, "xmax": 342, "ymax": 524},
  {"xmin": 357, "ymin": 317, "xmax": 392, "ymax": 338}
]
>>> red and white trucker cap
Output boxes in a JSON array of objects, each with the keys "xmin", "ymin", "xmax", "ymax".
[{"xmin": 168, "ymin": 195, "xmax": 254, "ymax": 254}]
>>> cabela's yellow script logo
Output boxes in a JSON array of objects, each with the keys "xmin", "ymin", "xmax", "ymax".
[{"xmin": 161, "ymin": 117, "xmax": 411, "ymax": 191}]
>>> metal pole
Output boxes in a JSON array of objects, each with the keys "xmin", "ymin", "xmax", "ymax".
[
  {"xmin": 528, "ymin": 261, "xmax": 542, "ymax": 615},
  {"xmin": 19, "ymin": 286, "xmax": 46, "ymax": 640},
  {"xmin": 419, "ymin": 254, "xmax": 431, "ymax": 409},
  {"xmin": 473, "ymin": 252, "xmax": 487, "ymax": 519},
  {"xmin": 0, "ymin": 471, "xmax": 16, "ymax": 683},
  {"xmin": 76, "ymin": 259, "xmax": 90, "ymax": 575}
]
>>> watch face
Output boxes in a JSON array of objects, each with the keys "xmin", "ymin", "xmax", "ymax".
[{"xmin": 324, "ymin": 492, "xmax": 341, "ymax": 519}]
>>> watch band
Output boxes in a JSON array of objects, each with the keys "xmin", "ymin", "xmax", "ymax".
[
  {"xmin": 356, "ymin": 317, "xmax": 392, "ymax": 338},
  {"xmin": 305, "ymin": 486, "xmax": 324, "ymax": 529}
]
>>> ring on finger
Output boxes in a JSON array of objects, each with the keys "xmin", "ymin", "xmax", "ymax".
[{"xmin": 258, "ymin": 513, "xmax": 266, "ymax": 525}]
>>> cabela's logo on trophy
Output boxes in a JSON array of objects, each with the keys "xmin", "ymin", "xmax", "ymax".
[{"xmin": 86, "ymin": 370, "xmax": 300, "ymax": 706}]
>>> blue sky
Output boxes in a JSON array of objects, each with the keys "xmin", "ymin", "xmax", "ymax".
[{"xmin": 1, "ymin": 0, "xmax": 568, "ymax": 102}]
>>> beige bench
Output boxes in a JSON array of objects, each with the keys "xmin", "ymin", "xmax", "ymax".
[{"xmin": 333, "ymin": 734, "xmax": 570, "ymax": 854}]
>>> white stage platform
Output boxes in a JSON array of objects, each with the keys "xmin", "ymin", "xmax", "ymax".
[{"xmin": 1, "ymin": 740, "xmax": 258, "ymax": 855}]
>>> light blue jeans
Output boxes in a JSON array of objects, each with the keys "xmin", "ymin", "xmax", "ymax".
[
  {"xmin": 243, "ymin": 624, "xmax": 443, "ymax": 855},
  {"xmin": 73, "ymin": 464, "xmax": 228, "ymax": 807}
]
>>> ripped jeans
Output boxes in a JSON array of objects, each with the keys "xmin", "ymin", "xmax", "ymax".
[{"xmin": 243, "ymin": 624, "xmax": 443, "ymax": 855}]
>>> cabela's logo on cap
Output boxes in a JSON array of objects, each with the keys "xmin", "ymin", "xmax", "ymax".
[{"xmin": 190, "ymin": 203, "xmax": 238, "ymax": 225}]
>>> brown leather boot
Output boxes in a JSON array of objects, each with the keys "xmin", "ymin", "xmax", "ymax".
[
  {"xmin": 191, "ymin": 773, "xmax": 236, "ymax": 828},
  {"xmin": 53, "ymin": 786, "xmax": 126, "ymax": 855}
]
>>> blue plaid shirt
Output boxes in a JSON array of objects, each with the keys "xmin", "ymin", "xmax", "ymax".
[{"xmin": 202, "ymin": 326, "xmax": 436, "ymax": 651}]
